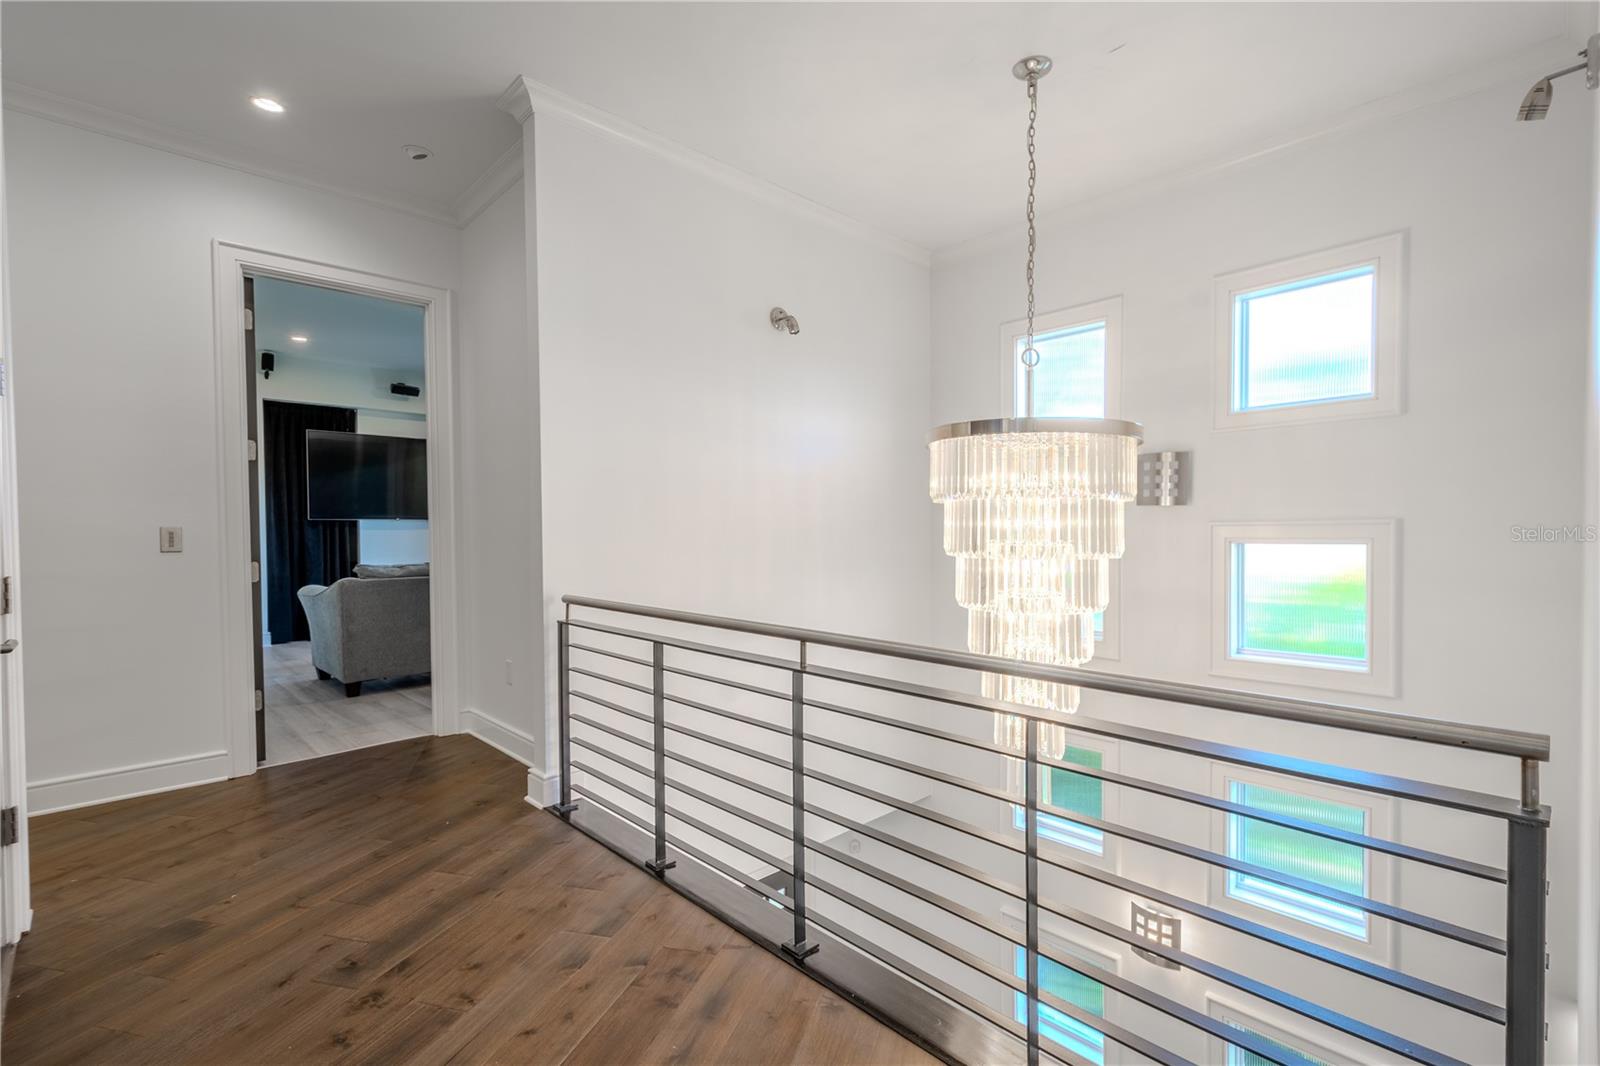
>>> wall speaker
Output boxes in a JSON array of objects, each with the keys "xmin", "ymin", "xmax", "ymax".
[
  {"xmin": 390, "ymin": 382, "xmax": 421, "ymax": 398},
  {"xmin": 260, "ymin": 351, "xmax": 275, "ymax": 379}
]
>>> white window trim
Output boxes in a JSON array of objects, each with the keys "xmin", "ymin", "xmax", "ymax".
[
  {"xmin": 1000, "ymin": 297, "xmax": 1126, "ymax": 660},
  {"xmin": 1213, "ymin": 233, "xmax": 1404, "ymax": 430},
  {"xmin": 1210, "ymin": 519, "xmax": 1398, "ymax": 697},
  {"xmin": 1012, "ymin": 732, "xmax": 1122, "ymax": 871},
  {"xmin": 1000, "ymin": 910, "xmax": 1126, "ymax": 1066},
  {"xmin": 1001, "ymin": 296, "xmax": 1124, "ymax": 421},
  {"xmin": 1204, "ymin": 993, "xmax": 1363, "ymax": 1065},
  {"xmin": 1206, "ymin": 764, "xmax": 1397, "ymax": 967}
]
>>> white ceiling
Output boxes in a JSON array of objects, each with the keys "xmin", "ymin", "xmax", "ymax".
[
  {"xmin": 2, "ymin": 2, "xmax": 1584, "ymax": 250},
  {"xmin": 253, "ymin": 277, "xmax": 424, "ymax": 373}
]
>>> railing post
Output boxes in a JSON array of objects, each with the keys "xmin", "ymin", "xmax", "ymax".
[
  {"xmin": 644, "ymin": 641, "xmax": 676, "ymax": 876},
  {"xmin": 782, "ymin": 662, "xmax": 819, "ymax": 962},
  {"xmin": 1505, "ymin": 759, "xmax": 1547, "ymax": 1065},
  {"xmin": 1024, "ymin": 716, "xmax": 1040, "ymax": 1066},
  {"xmin": 553, "ymin": 620, "xmax": 578, "ymax": 817}
]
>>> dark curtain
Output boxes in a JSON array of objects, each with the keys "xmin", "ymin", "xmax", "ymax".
[{"xmin": 264, "ymin": 401, "xmax": 359, "ymax": 644}]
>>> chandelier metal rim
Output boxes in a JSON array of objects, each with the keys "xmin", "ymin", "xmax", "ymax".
[{"xmin": 928, "ymin": 416, "xmax": 1144, "ymax": 445}]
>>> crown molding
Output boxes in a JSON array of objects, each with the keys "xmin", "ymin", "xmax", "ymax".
[
  {"xmin": 2, "ymin": 80, "xmax": 461, "ymax": 229},
  {"xmin": 932, "ymin": 34, "xmax": 1586, "ymax": 266},
  {"xmin": 453, "ymin": 139, "xmax": 523, "ymax": 227},
  {"xmin": 497, "ymin": 75, "xmax": 930, "ymax": 267}
]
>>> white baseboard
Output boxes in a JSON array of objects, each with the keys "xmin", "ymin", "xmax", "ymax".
[
  {"xmin": 460, "ymin": 706, "xmax": 539, "ymax": 767},
  {"xmin": 458, "ymin": 707, "xmax": 557, "ymax": 807},
  {"xmin": 27, "ymin": 749, "xmax": 230, "ymax": 815}
]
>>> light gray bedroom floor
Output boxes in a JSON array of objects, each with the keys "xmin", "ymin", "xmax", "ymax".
[{"xmin": 262, "ymin": 640, "xmax": 432, "ymax": 767}]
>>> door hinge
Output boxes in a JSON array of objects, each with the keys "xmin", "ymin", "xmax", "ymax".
[
  {"xmin": 2, "ymin": 576, "xmax": 13, "ymax": 616},
  {"xmin": 250, "ymin": 560, "xmax": 260, "ymax": 583},
  {"xmin": 246, "ymin": 439, "xmax": 258, "ymax": 463},
  {"xmin": 255, "ymin": 689, "xmax": 264, "ymax": 712},
  {"xmin": 243, "ymin": 307, "xmax": 254, "ymax": 331},
  {"xmin": 1, "ymin": 806, "xmax": 17, "ymax": 846}
]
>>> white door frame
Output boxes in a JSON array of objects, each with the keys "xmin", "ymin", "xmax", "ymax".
[{"xmin": 211, "ymin": 241, "xmax": 458, "ymax": 778}]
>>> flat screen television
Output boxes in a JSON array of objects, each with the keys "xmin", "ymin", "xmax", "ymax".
[{"xmin": 306, "ymin": 429, "xmax": 428, "ymax": 520}]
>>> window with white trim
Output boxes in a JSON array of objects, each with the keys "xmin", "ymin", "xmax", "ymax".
[
  {"xmin": 1011, "ymin": 743, "xmax": 1106, "ymax": 856},
  {"xmin": 1010, "ymin": 939, "xmax": 1112, "ymax": 1066},
  {"xmin": 1003, "ymin": 298, "xmax": 1123, "ymax": 656},
  {"xmin": 1211, "ymin": 521, "xmax": 1396, "ymax": 696},
  {"xmin": 1214, "ymin": 234, "xmax": 1402, "ymax": 429},
  {"xmin": 1207, "ymin": 998, "xmax": 1358, "ymax": 1066},
  {"xmin": 1225, "ymin": 780, "xmax": 1368, "ymax": 940}
]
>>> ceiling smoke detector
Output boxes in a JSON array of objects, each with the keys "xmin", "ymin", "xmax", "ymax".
[{"xmin": 403, "ymin": 145, "xmax": 433, "ymax": 161}]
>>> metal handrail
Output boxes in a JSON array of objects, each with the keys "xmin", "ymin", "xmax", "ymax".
[
  {"xmin": 563, "ymin": 595, "xmax": 1550, "ymax": 762},
  {"xmin": 553, "ymin": 596, "xmax": 1552, "ymax": 1066}
]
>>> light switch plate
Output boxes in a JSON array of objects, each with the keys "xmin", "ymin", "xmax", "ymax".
[{"xmin": 159, "ymin": 527, "xmax": 183, "ymax": 553}]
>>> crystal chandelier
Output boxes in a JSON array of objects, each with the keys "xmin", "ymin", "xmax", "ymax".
[{"xmin": 929, "ymin": 56, "xmax": 1142, "ymax": 717}]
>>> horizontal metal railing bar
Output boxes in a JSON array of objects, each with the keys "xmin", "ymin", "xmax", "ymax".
[
  {"xmin": 564, "ymin": 596, "xmax": 1549, "ymax": 761},
  {"xmin": 570, "ymin": 710, "xmax": 653, "ymax": 751},
  {"xmin": 810, "ymin": 876, "xmax": 1196, "ymax": 1066},
  {"xmin": 665, "ymin": 833, "xmax": 796, "ymax": 912},
  {"xmin": 1033, "ymin": 815, "xmax": 1502, "ymax": 953},
  {"xmin": 571, "ymin": 781, "xmax": 653, "ymax": 835},
  {"xmin": 1035, "ymin": 754, "xmax": 1507, "ymax": 883},
  {"xmin": 802, "ymin": 732, "xmax": 1015, "ymax": 805},
  {"xmin": 1034, "ymin": 835, "xmax": 1506, "ymax": 1018},
  {"xmin": 664, "ymin": 749, "xmax": 791, "ymax": 805},
  {"xmin": 810, "ymin": 838, "xmax": 1020, "ymax": 945},
  {"xmin": 805, "ymin": 794, "xmax": 1486, "ymax": 1019},
  {"xmin": 667, "ymin": 803, "xmax": 793, "ymax": 876},
  {"xmin": 666, "ymin": 718, "xmax": 793, "ymax": 770},
  {"xmin": 567, "ymin": 617, "xmax": 801, "ymax": 673},
  {"xmin": 803, "ymin": 909, "xmax": 1027, "ymax": 1039},
  {"xmin": 569, "ymin": 640, "xmax": 654, "ymax": 669},
  {"xmin": 570, "ymin": 665, "xmax": 654, "ymax": 696},
  {"xmin": 1037, "ymin": 889, "xmax": 1494, "ymax": 1055},
  {"xmin": 568, "ymin": 737, "xmax": 653, "ymax": 781},
  {"xmin": 664, "ymin": 690, "xmax": 791, "ymax": 735},
  {"xmin": 669, "ymin": 777, "xmax": 792, "ymax": 839},
  {"xmin": 807, "ymin": 806, "xmax": 1024, "ymax": 901},
  {"xmin": 571, "ymin": 689, "xmax": 653, "ymax": 725},
  {"xmin": 806, "ymin": 694, "xmax": 1010, "ymax": 755},
  {"xmin": 666, "ymin": 662, "xmax": 792, "ymax": 703},
  {"xmin": 570, "ymin": 781, "xmax": 798, "ymax": 913},
  {"xmin": 571, "ymin": 760, "xmax": 655, "ymax": 808},
  {"xmin": 807, "ymin": 769, "xmax": 1023, "ymax": 854},
  {"xmin": 810, "ymin": 664, "xmax": 1542, "ymax": 824}
]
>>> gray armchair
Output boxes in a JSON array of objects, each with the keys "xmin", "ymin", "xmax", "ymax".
[{"xmin": 297, "ymin": 573, "xmax": 431, "ymax": 696}]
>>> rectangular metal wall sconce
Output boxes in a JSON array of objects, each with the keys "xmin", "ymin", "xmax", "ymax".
[
  {"xmin": 1131, "ymin": 901, "xmax": 1182, "ymax": 969},
  {"xmin": 1138, "ymin": 450, "xmax": 1190, "ymax": 506}
]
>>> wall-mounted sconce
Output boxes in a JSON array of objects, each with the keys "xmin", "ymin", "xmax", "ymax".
[
  {"xmin": 1138, "ymin": 450, "xmax": 1190, "ymax": 506},
  {"xmin": 1131, "ymin": 901, "xmax": 1182, "ymax": 969},
  {"xmin": 769, "ymin": 307, "xmax": 800, "ymax": 335}
]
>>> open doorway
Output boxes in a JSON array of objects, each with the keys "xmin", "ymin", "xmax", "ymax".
[{"xmin": 247, "ymin": 276, "xmax": 433, "ymax": 766}]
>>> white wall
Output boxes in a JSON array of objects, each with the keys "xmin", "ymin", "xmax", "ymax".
[
  {"xmin": 456, "ymin": 177, "xmax": 543, "ymax": 769},
  {"xmin": 5, "ymin": 112, "xmax": 460, "ymax": 812},
  {"xmin": 524, "ymin": 109, "xmax": 934, "ymax": 785},
  {"xmin": 931, "ymin": 81, "xmax": 1595, "ymax": 1056}
]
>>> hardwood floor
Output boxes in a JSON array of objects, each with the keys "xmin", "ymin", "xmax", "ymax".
[
  {"xmin": 263, "ymin": 641, "xmax": 432, "ymax": 767},
  {"xmin": 3, "ymin": 735, "xmax": 935, "ymax": 1066}
]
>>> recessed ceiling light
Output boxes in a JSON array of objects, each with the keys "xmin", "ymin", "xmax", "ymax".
[
  {"xmin": 251, "ymin": 96, "xmax": 285, "ymax": 114},
  {"xmin": 288, "ymin": 334, "xmax": 308, "ymax": 343}
]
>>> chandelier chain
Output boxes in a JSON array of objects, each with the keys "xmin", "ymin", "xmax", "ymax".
[{"xmin": 1025, "ymin": 72, "xmax": 1037, "ymax": 357}]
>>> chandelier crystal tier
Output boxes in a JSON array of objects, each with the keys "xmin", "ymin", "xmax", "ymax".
[{"xmin": 928, "ymin": 56, "xmax": 1142, "ymax": 717}]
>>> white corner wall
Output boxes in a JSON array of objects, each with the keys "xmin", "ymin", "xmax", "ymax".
[
  {"xmin": 456, "ymin": 176, "xmax": 543, "ymax": 773},
  {"xmin": 524, "ymin": 110, "xmax": 934, "ymax": 784},
  {"xmin": 932, "ymin": 80, "xmax": 1595, "ymax": 1047},
  {"xmin": 5, "ymin": 112, "xmax": 460, "ymax": 812}
]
